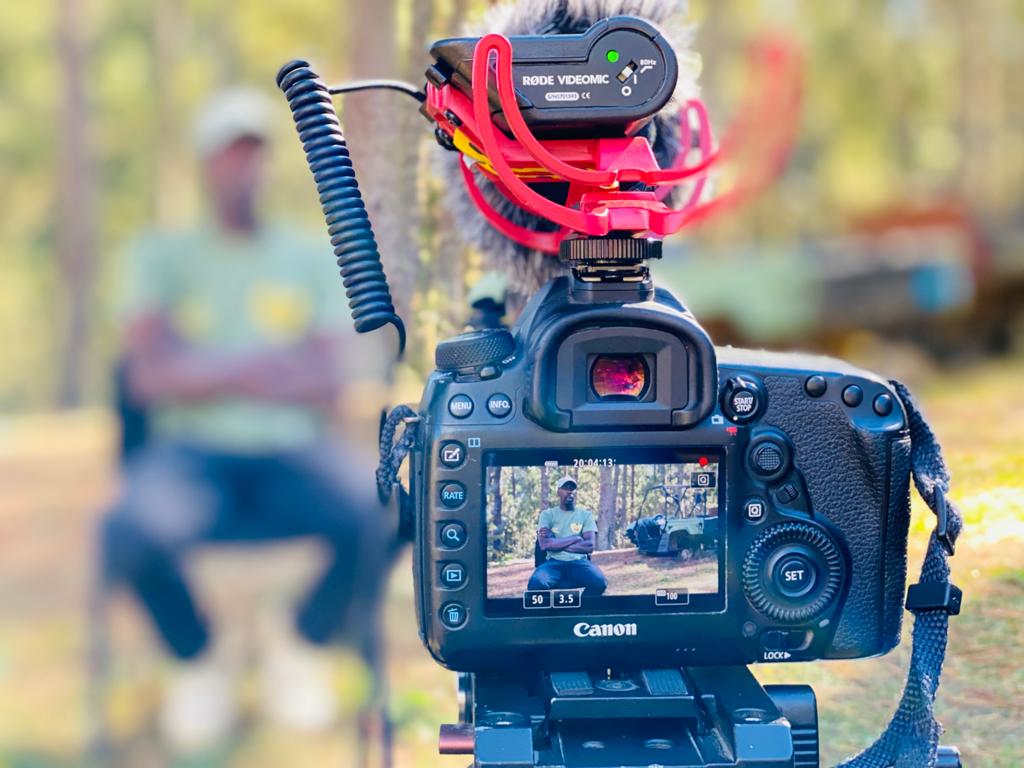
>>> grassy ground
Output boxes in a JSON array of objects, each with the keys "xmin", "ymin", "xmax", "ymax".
[{"xmin": 0, "ymin": 357, "xmax": 1021, "ymax": 767}]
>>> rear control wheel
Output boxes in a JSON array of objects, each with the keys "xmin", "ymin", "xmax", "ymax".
[{"xmin": 742, "ymin": 522, "xmax": 845, "ymax": 623}]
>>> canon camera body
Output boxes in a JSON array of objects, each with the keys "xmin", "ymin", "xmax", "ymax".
[{"xmin": 411, "ymin": 266, "xmax": 912, "ymax": 673}]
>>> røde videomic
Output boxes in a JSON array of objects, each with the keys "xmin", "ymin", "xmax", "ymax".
[{"xmin": 278, "ymin": 8, "xmax": 963, "ymax": 767}]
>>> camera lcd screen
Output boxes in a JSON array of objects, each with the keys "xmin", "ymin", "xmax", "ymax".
[{"xmin": 484, "ymin": 449, "xmax": 724, "ymax": 617}]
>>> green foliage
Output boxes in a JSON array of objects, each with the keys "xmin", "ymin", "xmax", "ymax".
[{"xmin": 1, "ymin": 0, "xmax": 1023, "ymax": 408}]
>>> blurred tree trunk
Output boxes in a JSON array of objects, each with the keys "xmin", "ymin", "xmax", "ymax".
[
  {"xmin": 345, "ymin": 0, "xmax": 422, "ymax": 325},
  {"xmin": 596, "ymin": 465, "xmax": 615, "ymax": 551},
  {"xmin": 957, "ymin": 1, "xmax": 1005, "ymax": 212},
  {"xmin": 622, "ymin": 466, "xmax": 630, "ymax": 528},
  {"xmin": 152, "ymin": 0, "xmax": 189, "ymax": 228},
  {"xmin": 489, "ymin": 468, "xmax": 503, "ymax": 555},
  {"xmin": 423, "ymin": 0, "xmax": 471, "ymax": 331},
  {"xmin": 55, "ymin": 0, "xmax": 98, "ymax": 407},
  {"xmin": 540, "ymin": 465, "xmax": 551, "ymax": 509}
]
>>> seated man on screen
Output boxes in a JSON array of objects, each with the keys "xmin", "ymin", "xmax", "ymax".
[{"xmin": 527, "ymin": 476, "xmax": 608, "ymax": 596}]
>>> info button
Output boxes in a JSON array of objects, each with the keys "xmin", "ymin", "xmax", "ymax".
[{"xmin": 486, "ymin": 393, "xmax": 513, "ymax": 418}]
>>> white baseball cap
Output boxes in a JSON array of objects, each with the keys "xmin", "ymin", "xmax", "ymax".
[
  {"xmin": 193, "ymin": 87, "xmax": 273, "ymax": 158},
  {"xmin": 556, "ymin": 476, "xmax": 577, "ymax": 490}
]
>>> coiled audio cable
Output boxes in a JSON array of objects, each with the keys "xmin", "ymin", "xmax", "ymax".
[{"xmin": 276, "ymin": 59, "xmax": 412, "ymax": 353}]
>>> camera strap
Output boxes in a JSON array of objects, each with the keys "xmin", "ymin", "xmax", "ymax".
[
  {"xmin": 377, "ymin": 405, "xmax": 421, "ymax": 540},
  {"xmin": 836, "ymin": 380, "xmax": 963, "ymax": 768}
]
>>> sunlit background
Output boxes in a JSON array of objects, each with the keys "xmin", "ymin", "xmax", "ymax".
[{"xmin": 1, "ymin": 0, "xmax": 1022, "ymax": 766}]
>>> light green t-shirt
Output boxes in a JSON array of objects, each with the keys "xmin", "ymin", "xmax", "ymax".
[
  {"xmin": 538, "ymin": 506, "xmax": 597, "ymax": 562},
  {"xmin": 119, "ymin": 222, "xmax": 356, "ymax": 453}
]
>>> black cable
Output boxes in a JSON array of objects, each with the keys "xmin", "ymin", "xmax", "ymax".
[
  {"xmin": 328, "ymin": 79, "xmax": 425, "ymax": 103},
  {"xmin": 276, "ymin": 60, "xmax": 407, "ymax": 353}
]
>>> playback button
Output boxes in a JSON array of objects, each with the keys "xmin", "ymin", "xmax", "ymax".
[{"xmin": 440, "ymin": 562, "xmax": 466, "ymax": 589}]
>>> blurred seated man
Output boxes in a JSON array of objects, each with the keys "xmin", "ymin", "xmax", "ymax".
[{"xmin": 100, "ymin": 88, "xmax": 389, "ymax": 749}]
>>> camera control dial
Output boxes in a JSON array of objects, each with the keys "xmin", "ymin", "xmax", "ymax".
[
  {"xmin": 435, "ymin": 329, "xmax": 515, "ymax": 371},
  {"xmin": 742, "ymin": 522, "xmax": 845, "ymax": 624}
]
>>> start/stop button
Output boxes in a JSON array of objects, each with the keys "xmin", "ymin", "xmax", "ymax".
[{"xmin": 721, "ymin": 377, "xmax": 764, "ymax": 423}]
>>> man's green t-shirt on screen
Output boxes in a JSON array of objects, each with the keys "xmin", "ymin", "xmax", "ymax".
[
  {"xmin": 538, "ymin": 507, "xmax": 597, "ymax": 562},
  {"xmin": 119, "ymin": 222, "xmax": 359, "ymax": 454}
]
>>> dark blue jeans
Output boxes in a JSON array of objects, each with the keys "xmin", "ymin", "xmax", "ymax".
[
  {"xmin": 99, "ymin": 441, "xmax": 387, "ymax": 660},
  {"xmin": 527, "ymin": 559, "xmax": 608, "ymax": 596}
]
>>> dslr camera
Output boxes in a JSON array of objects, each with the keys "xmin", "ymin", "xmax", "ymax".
[
  {"xmin": 415, "ymin": 248, "xmax": 911, "ymax": 673},
  {"xmin": 412, "ymin": 17, "xmax": 911, "ymax": 676},
  {"xmin": 279, "ymin": 11, "xmax": 962, "ymax": 767}
]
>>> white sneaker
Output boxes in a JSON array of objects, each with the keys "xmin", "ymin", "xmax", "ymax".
[
  {"xmin": 159, "ymin": 655, "xmax": 238, "ymax": 751},
  {"xmin": 259, "ymin": 630, "xmax": 339, "ymax": 731}
]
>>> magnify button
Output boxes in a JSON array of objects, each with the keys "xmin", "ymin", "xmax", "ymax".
[{"xmin": 439, "ymin": 522, "xmax": 467, "ymax": 549}]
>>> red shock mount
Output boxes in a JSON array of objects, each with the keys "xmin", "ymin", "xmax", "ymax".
[{"xmin": 424, "ymin": 32, "xmax": 803, "ymax": 254}]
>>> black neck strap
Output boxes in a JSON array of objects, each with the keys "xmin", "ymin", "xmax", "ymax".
[{"xmin": 836, "ymin": 381, "xmax": 963, "ymax": 768}]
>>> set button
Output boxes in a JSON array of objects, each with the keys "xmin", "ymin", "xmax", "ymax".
[
  {"xmin": 440, "ymin": 482, "xmax": 467, "ymax": 508},
  {"xmin": 773, "ymin": 554, "xmax": 817, "ymax": 598},
  {"xmin": 448, "ymin": 394, "xmax": 474, "ymax": 419}
]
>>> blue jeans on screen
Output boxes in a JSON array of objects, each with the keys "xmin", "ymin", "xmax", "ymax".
[
  {"xmin": 99, "ymin": 441, "xmax": 387, "ymax": 660},
  {"xmin": 528, "ymin": 558, "xmax": 608, "ymax": 596}
]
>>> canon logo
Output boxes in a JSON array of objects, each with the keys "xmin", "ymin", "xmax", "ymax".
[{"xmin": 573, "ymin": 622, "xmax": 638, "ymax": 638}]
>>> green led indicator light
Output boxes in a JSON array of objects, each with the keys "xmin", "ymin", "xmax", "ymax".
[{"xmin": 606, "ymin": 50, "xmax": 620, "ymax": 63}]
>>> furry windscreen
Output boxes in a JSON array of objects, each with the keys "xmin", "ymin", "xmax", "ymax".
[{"xmin": 437, "ymin": 0, "xmax": 698, "ymax": 301}]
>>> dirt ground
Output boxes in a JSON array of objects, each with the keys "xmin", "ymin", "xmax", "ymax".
[
  {"xmin": 0, "ymin": 358, "xmax": 1022, "ymax": 766},
  {"xmin": 488, "ymin": 547, "xmax": 718, "ymax": 598}
]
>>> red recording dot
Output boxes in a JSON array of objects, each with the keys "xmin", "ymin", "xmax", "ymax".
[{"xmin": 699, "ymin": 456, "xmax": 709, "ymax": 467}]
